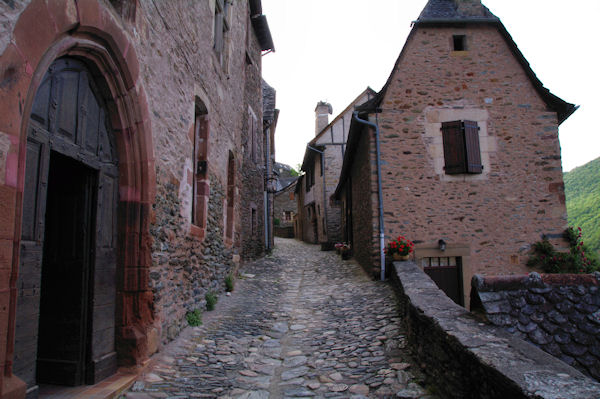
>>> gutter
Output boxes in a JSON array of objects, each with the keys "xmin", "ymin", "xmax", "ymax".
[{"xmin": 352, "ymin": 112, "xmax": 386, "ymax": 281}]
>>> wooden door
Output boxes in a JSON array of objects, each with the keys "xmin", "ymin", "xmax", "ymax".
[
  {"xmin": 422, "ymin": 256, "xmax": 464, "ymax": 306},
  {"xmin": 15, "ymin": 57, "xmax": 119, "ymax": 390}
]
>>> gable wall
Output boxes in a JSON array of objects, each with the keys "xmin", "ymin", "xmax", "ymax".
[{"xmin": 377, "ymin": 25, "xmax": 567, "ymax": 292}]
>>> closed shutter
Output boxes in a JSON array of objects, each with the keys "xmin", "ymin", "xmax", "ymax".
[
  {"xmin": 464, "ymin": 120, "xmax": 483, "ymax": 174},
  {"xmin": 441, "ymin": 121, "xmax": 466, "ymax": 174}
]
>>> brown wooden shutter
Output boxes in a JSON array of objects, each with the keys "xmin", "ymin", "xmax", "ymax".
[
  {"xmin": 464, "ymin": 120, "xmax": 483, "ymax": 174},
  {"xmin": 441, "ymin": 121, "xmax": 466, "ymax": 174}
]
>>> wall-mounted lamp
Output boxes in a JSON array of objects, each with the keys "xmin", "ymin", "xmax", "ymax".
[{"xmin": 438, "ymin": 239, "xmax": 446, "ymax": 252}]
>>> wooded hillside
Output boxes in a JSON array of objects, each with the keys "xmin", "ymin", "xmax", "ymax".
[{"xmin": 564, "ymin": 157, "xmax": 600, "ymax": 254}]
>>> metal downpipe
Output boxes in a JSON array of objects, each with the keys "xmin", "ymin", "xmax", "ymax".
[{"xmin": 352, "ymin": 112, "xmax": 386, "ymax": 281}]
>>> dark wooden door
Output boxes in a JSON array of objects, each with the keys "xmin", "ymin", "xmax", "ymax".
[
  {"xmin": 37, "ymin": 152, "xmax": 96, "ymax": 386},
  {"xmin": 15, "ymin": 57, "xmax": 119, "ymax": 391},
  {"xmin": 423, "ymin": 257, "xmax": 464, "ymax": 306}
]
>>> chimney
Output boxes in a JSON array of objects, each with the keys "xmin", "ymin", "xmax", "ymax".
[
  {"xmin": 455, "ymin": 0, "xmax": 485, "ymax": 17},
  {"xmin": 315, "ymin": 101, "xmax": 332, "ymax": 135}
]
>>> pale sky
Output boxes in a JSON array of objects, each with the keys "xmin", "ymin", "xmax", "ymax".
[{"xmin": 262, "ymin": 0, "xmax": 600, "ymax": 172}]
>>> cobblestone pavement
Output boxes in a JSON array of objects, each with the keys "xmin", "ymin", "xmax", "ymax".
[{"xmin": 123, "ymin": 238, "xmax": 438, "ymax": 399}]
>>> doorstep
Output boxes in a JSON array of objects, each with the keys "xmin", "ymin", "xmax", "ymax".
[{"xmin": 38, "ymin": 364, "xmax": 148, "ymax": 399}]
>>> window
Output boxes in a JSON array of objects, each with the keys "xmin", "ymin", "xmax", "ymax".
[
  {"xmin": 248, "ymin": 107, "xmax": 258, "ymax": 162},
  {"xmin": 441, "ymin": 120, "xmax": 482, "ymax": 175},
  {"xmin": 225, "ymin": 151, "xmax": 235, "ymax": 240},
  {"xmin": 305, "ymin": 168, "xmax": 315, "ymax": 192},
  {"xmin": 214, "ymin": 0, "xmax": 230, "ymax": 67},
  {"xmin": 453, "ymin": 35, "xmax": 466, "ymax": 51},
  {"xmin": 193, "ymin": 100, "xmax": 209, "ymax": 227},
  {"xmin": 283, "ymin": 211, "xmax": 292, "ymax": 222},
  {"xmin": 251, "ymin": 206, "xmax": 257, "ymax": 236}
]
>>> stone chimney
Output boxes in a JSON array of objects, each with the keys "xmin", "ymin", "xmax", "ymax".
[
  {"xmin": 455, "ymin": 0, "xmax": 485, "ymax": 17},
  {"xmin": 315, "ymin": 101, "xmax": 332, "ymax": 135}
]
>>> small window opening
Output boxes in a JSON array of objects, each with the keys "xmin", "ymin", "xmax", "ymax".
[{"xmin": 453, "ymin": 35, "xmax": 466, "ymax": 51}]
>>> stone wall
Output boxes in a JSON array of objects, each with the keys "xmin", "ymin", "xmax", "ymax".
[
  {"xmin": 150, "ymin": 169, "xmax": 235, "ymax": 343},
  {"xmin": 471, "ymin": 272, "xmax": 600, "ymax": 381},
  {"xmin": 391, "ymin": 261, "xmax": 600, "ymax": 399},
  {"xmin": 350, "ymin": 128, "xmax": 378, "ymax": 276}
]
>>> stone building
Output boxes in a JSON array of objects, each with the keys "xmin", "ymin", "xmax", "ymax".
[
  {"xmin": 334, "ymin": 0, "xmax": 575, "ymax": 307},
  {"xmin": 296, "ymin": 89, "xmax": 374, "ymax": 246},
  {"xmin": 0, "ymin": 0, "xmax": 273, "ymax": 397},
  {"xmin": 273, "ymin": 162, "xmax": 298, "ymax": 238}
]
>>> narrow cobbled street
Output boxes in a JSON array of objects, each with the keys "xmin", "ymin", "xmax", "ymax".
[{"xmin": 124, "ymin": 238, "xmax": 436, "ymax": 399}]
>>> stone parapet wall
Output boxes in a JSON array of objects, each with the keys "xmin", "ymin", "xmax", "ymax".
[
  {"xmin": 471, "ymin": 272, "xmax": 600, "ymax": 380},
  {"xmin": 391, "ymin": 261, "xmax": 600, "ymax": 399}
]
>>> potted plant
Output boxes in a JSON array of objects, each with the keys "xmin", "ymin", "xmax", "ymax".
[
  {"xmin": 334, "ymin": 242, "xmax": 344, "ymax": 254},
  {"xmin": 385, "ymin": 235, "xmax": 414, "ymax": 261}
]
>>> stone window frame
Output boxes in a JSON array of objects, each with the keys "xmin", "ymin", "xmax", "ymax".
[
  {"xmin": 213, "ymin": 0, "xmax": 231, "ymax": 71},
  {"xmin": 424, "ymin": 107, "xmax": 496, "ymax": 182},
  {"xmin": 225, "ymin": 151, "xmax": 235, "ymax": 245},
  {"xmin": 250, "ymin": 203, "xmax": 257, "ymax": 237},
  {"xmin": 191, "ymin": 99, "xmax": 210, "ymax": 237},
  {"xmin": 248, "ymin": 106, "xmax": 259, "ymax": 163}
]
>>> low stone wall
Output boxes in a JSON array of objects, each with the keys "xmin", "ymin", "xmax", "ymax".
[
  {"xmin": 274, "ymin": 226, "xmax": 294, "ymax": 238},
  {"xmin": 471, "ymin": 272, "xmax": 600, "ymax": 380},
  {"xmin": 390, "ymin": 261, "xmax": 600, "ymax": 399}
]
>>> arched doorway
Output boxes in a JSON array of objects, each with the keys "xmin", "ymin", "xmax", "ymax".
[{"xmin": 15, "ymin": 57, "xmax": 119, "ymax": 389}]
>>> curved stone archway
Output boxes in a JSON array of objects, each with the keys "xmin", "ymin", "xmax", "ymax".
[{"xmin": 0, "ymin": 1, "xmax": 156, "ymax": 396}]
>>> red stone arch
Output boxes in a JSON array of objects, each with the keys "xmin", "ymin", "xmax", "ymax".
[{"xmin": 0, "ymin": 1, "xmax": 155, "ymax": 395}]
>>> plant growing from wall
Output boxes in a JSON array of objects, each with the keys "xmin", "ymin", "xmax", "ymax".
[
  {"xmin": 185, "ymin": 309, "xmax": 202, "ymax": 327},
  {"xmin": 527, "ymin": 227, "xmax": 599, "ymax": 273},
  {"xmin": 205, "ymin": 291, "xmax": 218, "ymax": 311},
  {"xmin": 274, "ymin": 218, "xmax": 280, "ymax": 226},
  {"xmin": 225, "ymin": 273, "xmax": 235, "ymax": 292}
]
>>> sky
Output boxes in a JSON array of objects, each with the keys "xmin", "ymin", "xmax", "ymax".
[{"xmin": 261, "ymin": 0, "xmax": 600, "ymax": 172}]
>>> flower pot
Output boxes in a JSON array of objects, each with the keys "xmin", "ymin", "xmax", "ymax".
[
  {"xmin": 392, "ymin": 253, "xmax": 410, "ymax": 261},
  {"xmin": 341, "ymin": 251, "xmax": 351, "ymax": 260}
]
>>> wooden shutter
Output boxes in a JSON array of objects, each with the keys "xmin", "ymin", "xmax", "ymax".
[
  {"xmin": 441, "ymin": 121, "xmax": 466, "ymax": 174},
  {"xmin": 464, "ymin": 120, "xmax": 483, "ymax": 174}
]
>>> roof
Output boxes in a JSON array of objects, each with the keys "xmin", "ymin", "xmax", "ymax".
[
  {"xmin": 471, "ymin": 272, "xmax": 600, "ymax": 379},
  {"xmin": 275, "ymin": 177, "xmax": 298, "ymax": 193},
  {"xmin": 300, "ymin": 144, "xmax": 325, "ymax": 173},
  {"xmin": 309, "ymin": 87, "xmax": 376, "ymax": 147},
  {"xmin": 359, "ymin": 0, "xmax": 576, "ymax": 125},
  {"xmin": 301, "ymin": 87, "xmax": 376, "ymax": 173},
  {"xmin": 418, "ymin": 0, "xmax": 498, "ymax": 22},
  {"xmin": 262, "ymin": 80, "xmax": 276, "ymax": 122}
]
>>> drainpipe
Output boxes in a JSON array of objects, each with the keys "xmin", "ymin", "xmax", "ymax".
[
  {"xmin": 352, "ymin": 112, "xmax": 386, "ymax": 281},
  {"xmin": 306, "ymin": 145, "xmax": 328, "ymax": 245}
]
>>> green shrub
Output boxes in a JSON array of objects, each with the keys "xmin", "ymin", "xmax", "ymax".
[
  {"xmin": 274, "ymin": 218, "xmax": 280, "ymax": 226},
  {"xmin": 185, "ymin": 309, "xmax": 202, "ymax": 327},
  {"xmin": 205, "ymin": 291, "xmax": 217, "ymax": 311},
  {"xmin": 225, "ymin": 273, "xmax": 234, "ymax": 292},
  {"xmin": 527, "ymin": 227, "xmax": 600, "ymax": 274}
]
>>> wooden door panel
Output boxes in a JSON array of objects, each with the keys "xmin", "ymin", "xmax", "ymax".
[{"xmin": 55, "ymin": 70, "xmax": 80, "ymax": 140}]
